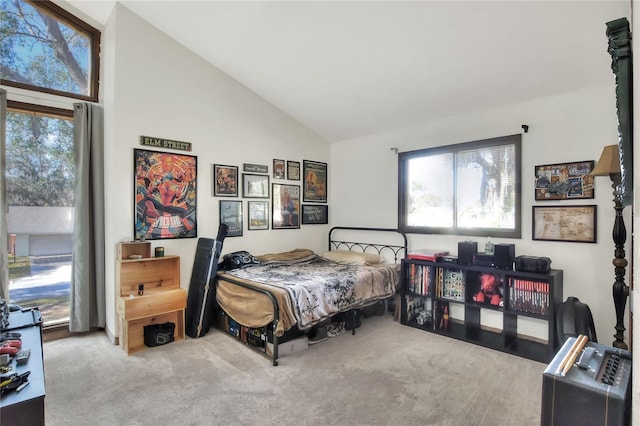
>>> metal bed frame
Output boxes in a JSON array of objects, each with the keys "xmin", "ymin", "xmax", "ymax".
[{"xmin": 213, "ymin": 226, "xmax": 407, "ymax": 366}]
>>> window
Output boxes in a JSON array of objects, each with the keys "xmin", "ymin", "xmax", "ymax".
[
  {"xmin": 0, "ymin": 0, "xmax": 100, "ymax": 101},
  {"xmin": 398, "ymin": 134, "xmax": 521, "ymax": 238},
  {"xmin": 2, "ymin": 0, "xmax": 100, "ymax": 327},
  {"xmin": 6, "ymin": 101, "xmax": 74, "ymax": 325}
]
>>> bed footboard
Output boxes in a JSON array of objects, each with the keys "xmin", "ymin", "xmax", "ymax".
[{"xmin": 214, "ymin": 274, "xmax": 282, "ymax": 366}]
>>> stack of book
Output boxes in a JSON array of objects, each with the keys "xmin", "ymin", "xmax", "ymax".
[{"xmin": 407, "ymin": 249, "xmax": 450, "ymax": 261}]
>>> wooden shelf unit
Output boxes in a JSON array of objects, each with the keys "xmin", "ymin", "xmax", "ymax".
[
  {"xmin": 116, "ymin": 242, "xmax": 186, "ymax": 354},
  {"xmin": 400, "ymin": 258, "xmax": 563, "ymax": 363}
]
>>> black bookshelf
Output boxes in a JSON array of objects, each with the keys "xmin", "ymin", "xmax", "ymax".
[{"xmin": 400, "ymin": 258, "xmax": 563, "ymax": 363}]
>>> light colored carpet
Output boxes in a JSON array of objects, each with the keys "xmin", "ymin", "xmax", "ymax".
[{"xmin": 43, "ymin": 314, "xmax": 544, "ymax": 425}]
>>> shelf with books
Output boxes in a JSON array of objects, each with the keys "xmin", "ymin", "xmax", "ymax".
[
  {"xmin": 400, "ymin": 257, "xmax": 563, "ymax": 363},
  {"xmin": 506, "ymin": 277, "xmax": 551, "ymax": 318}
]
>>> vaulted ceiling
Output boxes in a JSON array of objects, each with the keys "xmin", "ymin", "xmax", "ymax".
[{"xmin": 66, "ymin": 1, "xmax": 630, "ymax": 143}]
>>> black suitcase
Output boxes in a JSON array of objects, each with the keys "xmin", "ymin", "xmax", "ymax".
[{"xmin": 185, "ymin": 224, "xmax": 228, "ymax": 338}]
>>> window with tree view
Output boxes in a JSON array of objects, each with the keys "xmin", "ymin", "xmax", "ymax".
[
  {"xmin": 398, "ymin": 134, "xmax": 521, "ymax": 238},
  {"xmin": 1, "ymin": 0, "xmax": 100, "ymax": 101},
  {"xmin": 2, "ymin": 0, "xmax": 100, "ymax": 326},
  {"xmin": 6, "ymin": 105, "xmax": 74, "ymax": 325}
]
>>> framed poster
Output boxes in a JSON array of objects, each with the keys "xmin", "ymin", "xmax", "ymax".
[
  {"xmin": 248, "ymin": 201, "xmax": 269, "ymax": 230},
  {"xmin": 532, "ymin": 205, "xmax": 597, "ymax": 243},
  {"xmin": 534, "ymin": 161, "xmax": 594, "ymax": 201},
  {"xmin": 242, "ymin": 173, "xmax": 269, "ymax": 198},
  {"xmin": 303, "ymin": 160, "xmax": 327, "ymax": 203},
  {"xmin": 272, "ymin": 183, "xmax": 300, "ymax": 229},
  {"xmin": 273, "ymin": 159, "xmax": 285, "ymax": 179},
  {"xmin": 220, "ymin": 200, "xmax": 243, "ymax": 237},
  {"xmin": 213, "ymin": 164, "xmax": 238, "ymax": 197},
  {"xmin": 287, "ymin": 161, "xmax": 300, "ymax": 180},
  {"xmin": 134, "ymin": 148, "xmax": 197, "ymax": 240},
  {"xmin": 301, "ymin": 204, "xmax": 328, "ymax": 225}
]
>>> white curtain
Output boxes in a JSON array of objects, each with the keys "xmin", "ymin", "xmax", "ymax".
[
  {"xmin": 0, "ymin": 89, "xmax": 8, "ymax": 300},
  {"xmin": 69, "ymin": 102, "xmax": 105, "ymax": 332}
]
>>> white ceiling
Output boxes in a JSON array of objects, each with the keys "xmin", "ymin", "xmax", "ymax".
[{"xmin": 65, "ymin": 0, "xmax": 630, "ymax": 143}]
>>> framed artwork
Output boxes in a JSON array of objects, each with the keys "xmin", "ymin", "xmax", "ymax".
[
  {"xmin": 287, "ymin": 161, "xmax": 300, "ymax": 180},
  {"xmin": 248, "ymin": 201, "xmax": 269, "ymax": 230},
  {"xmin": 303, "ymin": 160, "xmax": 327, "ymax": 203},
  {"xmin": 273, "ymin": 159, "xmax": 285, "ymax": 179},
  {"xmin": 301, "ymin": 204, "xmax": 328, "ymax": 225},
  {"xmin": 243, "ymin": 163, "xmax": 268, "ymax": 174},
  {"xmin": 534, "ymin": 161, "xmax": 594, "ymax": 201},
  {"xmin": 272, "ymin": 183, "xmax": 300, "ymax": 229},
  {"xmin": 213, "ymin": 164, "xmax": 238, "ymax": 197},
  {"xmin": 134, "ymin": 148, "xmax": 197, "ymax": 240},
  {"xmin": 242, "ymin": 173, "xmax": 269, "ymax": 198},
  {"xmin": 532, "ymin": 205, "xmax": 597, "ymax": 243},
  {"xmin": 220, "ymin": 200, "xmax": 243, "ymax": 237}
]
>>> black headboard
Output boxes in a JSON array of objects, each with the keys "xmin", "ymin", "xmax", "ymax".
[{"xmin": 328, "ymin": 226, "xmax": 408, "ymax": 263}]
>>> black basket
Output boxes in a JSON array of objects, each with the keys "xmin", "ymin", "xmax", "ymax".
[{"xmin": 143, "ymin": 322, "xmax": 175, "ymax": 347}]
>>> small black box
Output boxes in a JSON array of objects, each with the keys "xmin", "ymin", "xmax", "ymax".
[
  {"xmin": 494, "ymin": 243, "xmax": 516, "ymax": 269},
  {"xmin": 458, "ymin": 241, "xmax": 478, "ymax": 265},
  {"xmin": 472, "ymin": 253, "xmax": 494, "ymax": 266},
  {"xmin": 515, "ymin": 255, "xmax": 551, "ymax": 273}
]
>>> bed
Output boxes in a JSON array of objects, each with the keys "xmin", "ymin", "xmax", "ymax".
[{"xmin": 214, "ymin": 226, "xmax": 407, "ymax": 365}]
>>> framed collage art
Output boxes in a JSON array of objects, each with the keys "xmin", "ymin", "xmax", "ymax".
[{"xmin": 534, "ymin": 161, "xmax": 594, "ymax": 201}]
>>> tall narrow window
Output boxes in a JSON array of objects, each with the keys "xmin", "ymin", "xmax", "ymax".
[
  {"xmin": 0, "ymin": 0, "xmax": 100, "ymax": 101},
  {"xmin": 399, "ymin": 134, "xmax": 521, "ymax": 238},
  {"xmin": 6, "ymin": 103, "xmax": 74, "ymax": 325}
]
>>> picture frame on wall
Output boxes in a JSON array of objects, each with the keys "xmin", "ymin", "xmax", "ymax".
[
  {"xmin": 303, "ymin": 160, "xmax": 327, "ymax": 203},
  {"xmin": 213, "ymin": 164, "xmax": 238, "ymax": 197},
  {"xmin": 534, "ymin": 161, "xmax": 595, "ymax": 201},
  {"xmin": 273, "ymin": 159, "xmax": 285, "ymax": 179},
  {"xmin": 134, "ymin": 148, "xmax": 197, "ymax": 240},
  {"xmin": 287, "ymin": 161, "xmax": 300, "ymax": 180},
  {"xmin": 272, "ymin": 183, "xmax": 300, "ymax": 229},
  {"xmin": 220, "ymin": 200, "xmax": 243, "ymax": 237},
  {"xmin": 301, "ymin": 204, "xmax": 328, "ymax": 225},
  {"xmin": 532, "ymin": 205, "xmax": 597, "ymax": 243},
  {"xmin": 243, "ymin": 163, "xmax": 268, "ymax": 174},
  {"xmin": 242, "ymin": 173, "xmax": 269, "ymax": 198},
  {"xmin": 248, "ymin": 201, "xmax": 269, "ymax": 230}
]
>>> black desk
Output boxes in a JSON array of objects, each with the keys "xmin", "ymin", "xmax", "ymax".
[{"xmin": 0, "ymin": 310, "xmax": 45, "ymax": 426}]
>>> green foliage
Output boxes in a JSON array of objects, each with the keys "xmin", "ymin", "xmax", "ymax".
[
  {"xmin": 0, "ymin": 0, "xmax": 90, "ymax": 94},
  {"xmin": 6, "ymin": 111, "xmax": 74, "ymax": 206}
]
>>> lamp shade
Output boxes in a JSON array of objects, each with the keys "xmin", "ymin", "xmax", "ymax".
[{"xmin": 590, "ymin": 144, "xmax": 621, "ymax": 176}]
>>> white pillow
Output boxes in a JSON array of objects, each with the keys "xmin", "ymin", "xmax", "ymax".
[{"xmin": 322, "ymin": 250, "xmax": 383, "ymax": 265}]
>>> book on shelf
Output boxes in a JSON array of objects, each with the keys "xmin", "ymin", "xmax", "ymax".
[
  {"xmin": 407, "ymin": 249, "xmax": 450, "ymax": 261},
  {"xmin": 441, "ymin": 268, "xmax": 465, "ymax": 301},
  {"xmin": 508, "ymin": 278, "xmax": 549, "ymax": 316},
  {"xmin": 407, "ymin": 263, "xmax": 431, "ymax": 295}
]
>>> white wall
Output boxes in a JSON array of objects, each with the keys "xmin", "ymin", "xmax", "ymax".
[
  {"xmin": 330, "ymin": 84, "xmax": 623, "ymax": 344},
  {"xmin": 102, "ymin": 4, "xmax": 330, "ymax": 340}
]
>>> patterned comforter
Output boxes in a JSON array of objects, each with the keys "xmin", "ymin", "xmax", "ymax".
[{"xmin": 224, "ymin": 254, "xmax": 399, "ymax": 330}]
